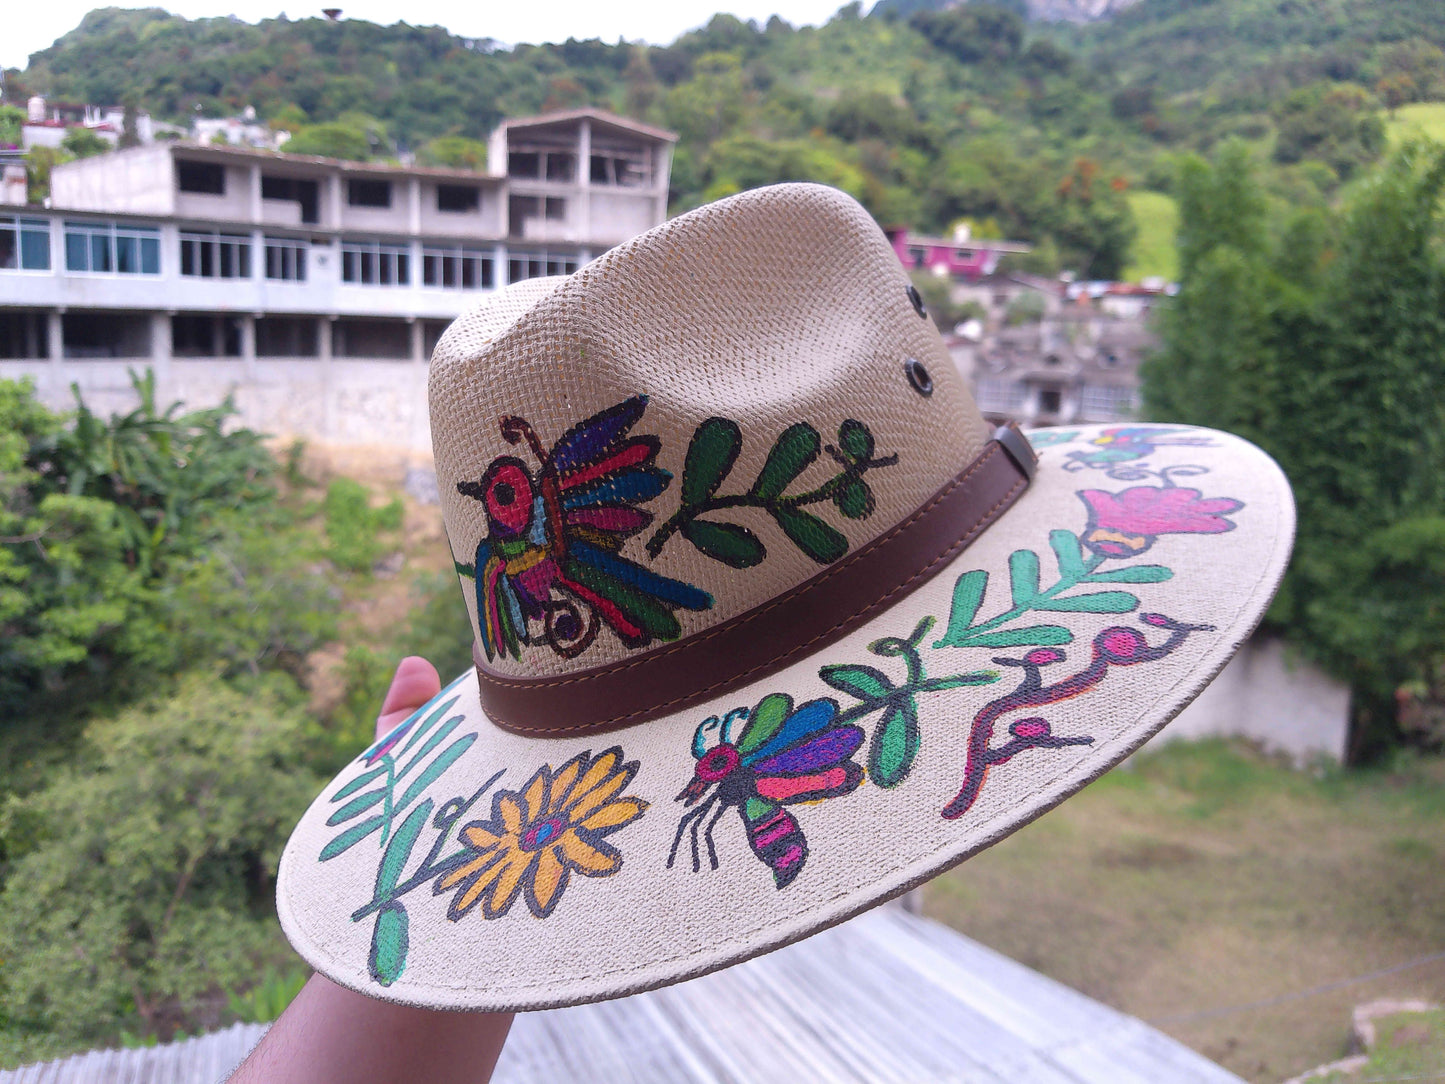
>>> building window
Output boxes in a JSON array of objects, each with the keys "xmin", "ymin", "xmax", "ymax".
[
  {"xmin": 974, "ymin": 377, "xmax": 1027, "ymax": 415},
  {"xmin": 180, "ymin": 231, "xmax": 252, "ymax": 278},
  {"xmin": 255, "ymin": 316, "xmax": 319, "ymax": 357},
  {"xmin": 1038, "ymin": 388, "xmax": 1063, "ymax": 415},
  {"xmin": 176, "ymin": 160, "xmax": 226, "ymax": 195},
  {"xmin": 347, "ymin": 179, "xmax": 392, "ymax": 208},
  {"xmin": 545, "ymin": 197, "xmax": 566, "ymax": 221},
  {"xmin": 436, "ymin": 184, "xmax": 480, "ymax": 213},
  {"xmin": 341, "ymin": 239, "xmax": 410, "ymax": 286},
  {"xmin": 265, "ymin": 237, "xmax": 308, "ymax": 281},
  {"xmin": 172, "ymin": 314, "xmax": 243, "ymax": 357},
  {"xmin": 0, "ymin": 217, "xmax": 50, "ymax": 271},
  {"xmin": 509, "ymin": 148, "xmax": 578, "ymax": 182},
  {"xmin": 508, "ymin": 151, "xmax": 539, "ymax": 178},
  {"xmin": 332, "ymin": 317, "xmax": 411, "ymax": 359},
  {"xmin": 422, "ymin": 319, "xmax": 450, "ymax": 359},
  {"xmin": 589, "ymin": 152, "xmax": 648, "ymax": 187},
  {"xmin": 507, "ymin": 251, "xmax": 579, "ymax": 283},
  {"xmin": 64, "ymin": 221, "xmax": 160, "ymax": 275},
  {"xmin": 61, "ymin": 311, "xmax": 153, "ymax": 358},
  {"xmin": 545, "ymin": 153, "xmax": 575, "ymax": 182},
  {"xmin": 1080, "ymin": 384, "xmax": 1137, "ymax": 420},
  {"xmin": 423, "ymin": 246, "xmax": 494, "ymax": 290},
  {"xmin": 261, "ymin": 175, "xmax": 319, "ymax": 224},
  {"xmin": 0, "ymin": 311, "xmax": 49, "ymax": 358}
]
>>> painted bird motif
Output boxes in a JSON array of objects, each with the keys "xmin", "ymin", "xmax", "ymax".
[
  {"xmin": 456, "ymin": 395, "xmax": 713, "ymax": 661},
  {"xmin": 1063, "ymin": 426, "xmax": 1213, "ymax": 471},
  {"xmin": 670, "ymin": 693, "xmax": 865, "ymax": 889}
]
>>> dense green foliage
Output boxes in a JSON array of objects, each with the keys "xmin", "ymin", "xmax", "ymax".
[
  {"xmin": 1142, "ymin": 142, "xmax": 1445, "ymax": 754},
  {"xmin": 322, "ymin": 477, "xmax": 402, "ymax": 574},
  {"xmin": 0, "ymin": 676, "xmax": 320, "ymax": 1044},
  {"xmin": 0, "ymin": 373, "xmax": 334, "ymax": 745}
]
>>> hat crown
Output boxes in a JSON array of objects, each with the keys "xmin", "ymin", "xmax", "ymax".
[{"xmin": 429, "ymin": 184, "xmax": 990, "ymax": 682}]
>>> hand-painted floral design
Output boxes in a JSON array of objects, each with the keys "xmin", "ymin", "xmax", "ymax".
[
  {"xmin": 645, "ymin": 416, "xmax": 899, "ymax": 568},
  {"xmin": 670, "ymin": 694, "xmax": 866, "ymax": 889},
  {"xmin": 1078, "ymin": 485, "xmax": 1242, "ymax": 558},
  {"xmin": 436, "ymin": 747, "xmax": 647, "ymax": 919},
  {"xmin": 941, "ymin": 613, "xmax": 1214, "ymax": 819},
  {"xmin": 1062, "ymin": 426, "xmax": 1214, "ymax": 472},
  {"xmin": 454, "ymin": 395, "xmax": 713, "ymax": 663}
]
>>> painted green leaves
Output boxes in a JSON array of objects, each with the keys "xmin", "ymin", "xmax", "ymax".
[
  {"xmin": 320, "ymin": 689, "xmax": 475, "ymax": 861},
  {"xmin": 646, "ymin": 416, "xmax": 898, "ymax": 568},
  {"xmin": 935, "ymin": 529, "xmax": 1173, "ymax": 649},
  {"xmin": 824, "ymin": 616, "xmax": 998, "ymax": 788}
]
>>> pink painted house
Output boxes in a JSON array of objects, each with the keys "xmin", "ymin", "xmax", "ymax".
[{"xmin": 886, "ymin": 226, "xmax": 1031, "ymax": 280}]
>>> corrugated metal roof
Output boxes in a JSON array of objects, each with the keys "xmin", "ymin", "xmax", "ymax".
[{"xmin": 0, "ymin": 905, "xmax": 1243, "ymax": 1084}]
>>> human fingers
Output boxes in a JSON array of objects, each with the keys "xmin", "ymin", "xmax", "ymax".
[{"xmin": 375, "ymin": 656, "xmax": 442, "ymax": 741}]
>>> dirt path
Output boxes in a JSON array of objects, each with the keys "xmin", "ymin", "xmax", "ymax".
[{"xmin": 925, "ymin": 741, "xmax": 1445, "ymax": 1083}]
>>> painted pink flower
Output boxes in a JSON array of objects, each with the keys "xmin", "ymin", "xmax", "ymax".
[{"xmin": 1078, "ymin": 486, "xmax": 1242, "ymax": 558}]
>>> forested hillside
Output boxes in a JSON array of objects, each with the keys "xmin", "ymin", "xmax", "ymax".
[{"xmin": 8, "ymin": 0, "xmax": 1445, "ymax": 277}]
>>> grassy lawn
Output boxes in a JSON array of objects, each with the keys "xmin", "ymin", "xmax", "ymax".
[
  {"xmin": 1124, "ymin": 189, "xmax": 1180, "ymax": 283},
  {"xmin": 1385, "ymin": 102, "xmax": 1445, "ymax": 146},
  {"xmin": 924, "ymin": 739, "xmax": 1445, "ymax": 1084}
]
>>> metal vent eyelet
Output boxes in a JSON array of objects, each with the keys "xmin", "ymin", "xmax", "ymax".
[
  {"xmin": 905, "ymin": 358, "xmax": 934, "ymax": 397},
  {"xmin": 906, "ymin": 284, "xmax": 928, "ymax": 319}
]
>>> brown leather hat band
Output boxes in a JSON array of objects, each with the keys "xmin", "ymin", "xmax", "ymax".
[{"xmin": 474, "ymin": 424, "xmax": 1037, "ymax": 737}]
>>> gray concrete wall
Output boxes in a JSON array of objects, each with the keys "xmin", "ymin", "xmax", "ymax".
[
  {"xmin": 3, "ymin": 352, "xmax": 435, "ymax": 452},
  {"xmin": 51, "ymin": 144, "xmax": 174, "ymax": 215},
  {"xmin": 1154, "ymin": 636, "xmax": 1352, "ymax": 763}
]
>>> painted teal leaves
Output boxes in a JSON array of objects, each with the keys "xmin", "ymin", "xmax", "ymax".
[
  {"xmin": 319, "ymin": 685, "xmax": 476, "ymax": 862},
  {"xmin": 935, "ymin": 529, "xmax": 1174, "ymax": 649},
  {"xmin": 366, "ymin": 800, "xmax": 431, "ymax": 986},
  {"xmin": 824, "ymin": 616, "xmax": 999, "ymax": 788},
  {"xmin": 646, "ymin": 417, "xmax": 898, "ymax": 568}
]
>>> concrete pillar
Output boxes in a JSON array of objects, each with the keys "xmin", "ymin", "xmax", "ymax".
[
  {"xmin": 47, "ymin": 311, "xmax": 63, "ymax": 364},
  {"xmin": 495, "ymin": 242, "xmax": 507, "ymax": 288},
  {"xmin": 249, "ymin": 165, "xmax": 262, "ymax": 224},
  {"xmin": 577, "ymin": 119, "xmax": 592, "ymax": 243},
  {"xmin": 655, "ymin": 144, "xmax": 673, "ymax": 223},
  {"xmin": 320, "ymin": 316, "xmax": 336, "ymax": 443},
  {"xmin": 410, "ymin": 317, "xmax": 424, "ymax": 365},
  {"xmin": 151, "ymin": 312, "xmax": 172, "ymax": 378},
  {"xmin": 328, "ymin": 173, "xmax": 344, "ymax": 230},
  {"xmin": 408, "ymin": 177, "xmax": 421, "ymax": 234},
  {"xmin": 252, "ymin": 228, "xmax": 265, "ymax": 281},
  {"xmin": 241, "ymin": 314, "xmax": 257, "ymax": 380}
]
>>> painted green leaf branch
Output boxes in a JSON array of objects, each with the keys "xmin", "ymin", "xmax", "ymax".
[
  {"xmin": 319, "ymin": 692, "xmax": 477, "ymax": 861},
  {"xmin": 646, "ymin": 417, "xmax": 899, "ymax": 567},
  {"xmin": 934, "ymin": 529, "xmax": 1173, "ymax": 650},
  {"xmin": 821, "ymin": 616, "xmax": 999, "ymax": 788}
]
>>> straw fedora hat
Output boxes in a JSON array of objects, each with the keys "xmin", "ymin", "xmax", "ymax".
[{"xmin": 277, "ymin": 183, "xmax": 1295, "ymax": 1011}]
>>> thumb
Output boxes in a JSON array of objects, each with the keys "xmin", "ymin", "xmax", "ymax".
[{"xmin": 375, "ymin": 656, "xmax": 442, "ymax": 741}]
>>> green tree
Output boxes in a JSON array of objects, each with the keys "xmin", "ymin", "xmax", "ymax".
[
  {"xmin": 283, "ymin": 122, "xmax": 372, "ymax": 160},
  {"xmin": 0, "ymin": 104, "xmax": 23, "ymax": 148},
  {"xmin": 60, "ymin": 127, "xmax": 110, "ymax": 159},
  {"xmin": 1143, "ymin": 144, "xmax": 1445, "ymax": 755},
  {"xmin": 415, "ymin": 135, "xmax": 489, "ymax": 170},
  {"xmin": 1273, "ymin": 82, "xmax": 1386, "ymax": 181},
  {"xmin": 0, "ymin": 675, "xmax": 320, "ymax": 1042}
]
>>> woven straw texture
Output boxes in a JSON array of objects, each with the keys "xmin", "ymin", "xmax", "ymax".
[{"xmin": 430, "ymin": 184, "xmax": 988, "ymax": 678}]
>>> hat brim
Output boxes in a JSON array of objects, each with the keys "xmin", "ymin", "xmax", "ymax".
[{"xmin": 277, "ymin": 422, "xmax": 1293, "ymax": 1011}]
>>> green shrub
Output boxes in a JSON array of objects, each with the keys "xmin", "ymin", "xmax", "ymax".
[
  {"xmin": 0, "ymin": 675, "xmax": 320, "ymax": 1046},
  {"xmin": 322, "ymin": 478, "xmax": 402, "ymax": 575}
]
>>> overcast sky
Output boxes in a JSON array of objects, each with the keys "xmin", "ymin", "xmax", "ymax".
[{"xmin": 2, "ymin": 1, "xmax": 854, "ymax": 73}]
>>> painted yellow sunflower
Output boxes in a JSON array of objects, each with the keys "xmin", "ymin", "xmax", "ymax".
[{"xmin": 434, "ymin": 746, "xmax": 648, "ymax": 920}]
